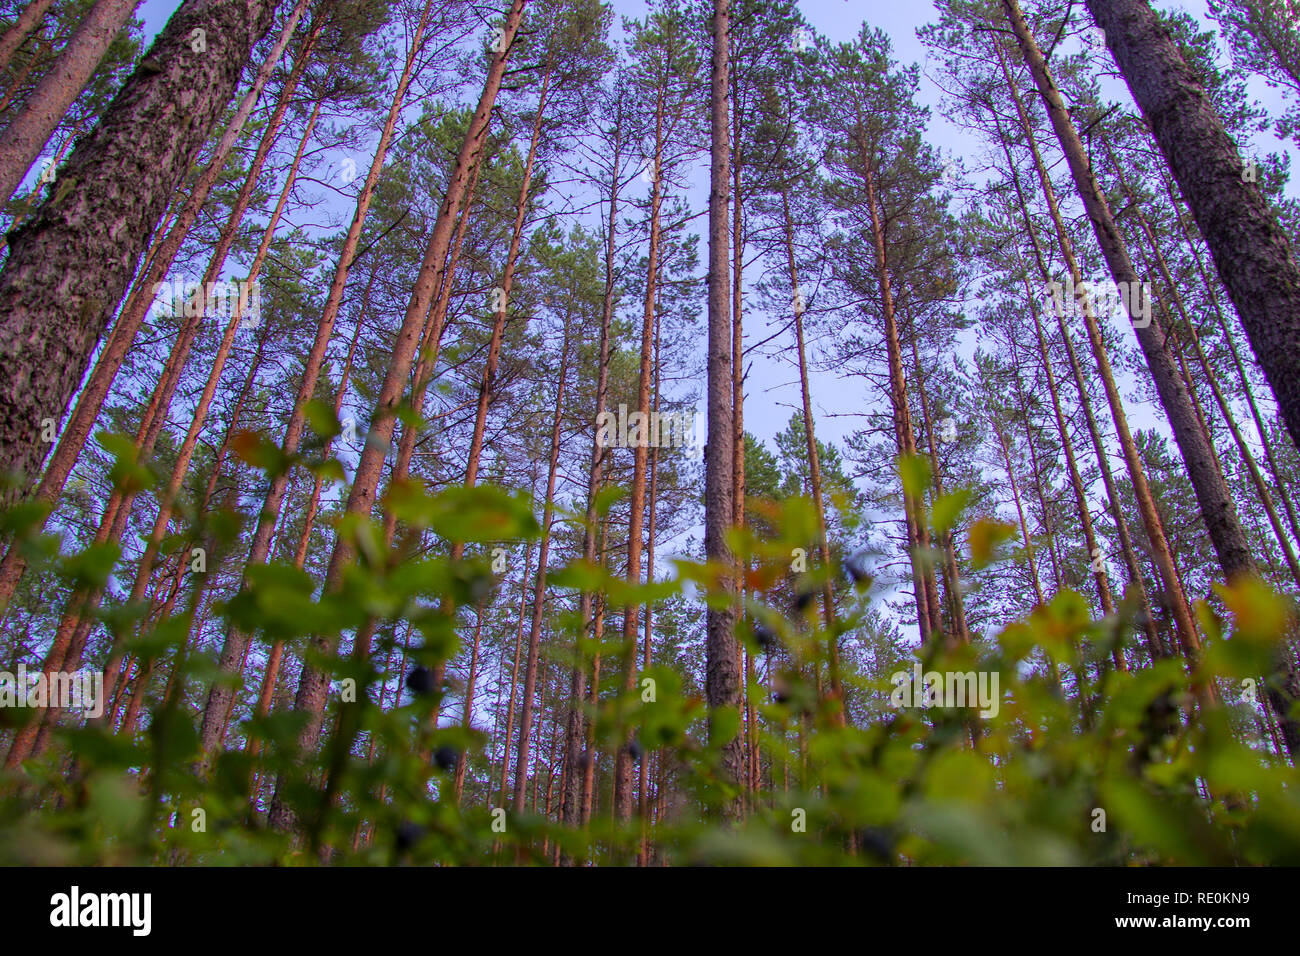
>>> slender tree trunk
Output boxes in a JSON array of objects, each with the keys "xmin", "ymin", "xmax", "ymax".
[
  {"xmin": 452, "ymin": 608, "xmax": 484, "ymax": 803},
  {"xmin": 561, "ymin": 104, "xmax": 623, "ymax": 839},
  {"xmin": 781, "ymin": 191, "xmax": 851, "ymax": 680},
  {"xmin": 326, "ymin": 147, "xmax": 484, "ymax": 667},
  {"xmin": 497, "ymin": 537, "xmax": 534, "ymax": 810},
  {"xmin": 864, "ymin": 167, "xmax": 942, "ymax": 649},
  {"xmin": 705, "ymin": 0, "xmax": 742, "ymax": 818},
  {"xmin": 729, "ymin": 74, "xmax": 750, "ymax": 769},
  {"xmin": 101, "ymin": 84, "xmax": 322, "ymax": 718},
  {"xmin": 1010, "ymin": 264, "xmax": 1114, "ymax": 617},
  {"xmin": 906, "ymin": 316, "xmax": 971, "ymax": 643},
  {"xmin": 1005, "ymin": 347, "xmax": 1065, "ymax": 591},
  {"xmin": 992, "ymin": 83, "xmax": 1164, "ymax": 658},
  {"xmin": 246, "ymin": 296, "xmax": 369, "ymax": 761},
  {"xmin": 0, "ymin": 0, "xmax": 143, "ymax": 203},
  {"xmin": 268, "ymin": 0, "xmax": 528, "ymax": 833},
  {"xmin": 613, "ymin": 82, "xmax": 663, "ymax": 825},
  {"xmin": 991, "ymin": 408, "xmax": 1047, "ymax": 608},
  {"xmin": 639, "ymin": 309, "xmax": 662, "ymax": 864},
  {"xmin": 1115, "ymin": 162, "xmax": 1300, "ymax": 587},
  {"xmin": 995, "ymin": 20, "xmax": 1205, "ymax": 681},
  {"xmin": 1157, "ymin": 162, "xmax": 1300, "ymax": 550},
  {"xmin": 442, "ymin": 53, "xmax": 551, "ymax": 697},
  {"xmin": 119, "ymin": 327, "xmax": 269, "ymax": 736},
  {"xmin": 0, "ymin": 30, "xmax": 45, "ymax": 118},
  {"xmin": 197, "ymin": 0, "xmax": 436, "ymax": 761},
  {"xmin": 513, "ymin": 305, "xmax": 573, "ymax": 814}
]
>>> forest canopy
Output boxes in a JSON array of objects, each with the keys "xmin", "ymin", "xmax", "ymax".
[{"xmin": 0, "ymin": 0, "xmax": 1298, "ymax": 869}]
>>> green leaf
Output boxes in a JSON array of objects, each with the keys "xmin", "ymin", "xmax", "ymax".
[
  {"xmin": 898, "ymin": 453, "xmax": 932, "ymax": 500},
  {"xmin": 303, "ymin": 399, "xmax": 342, "ymax": 440},
  {"xmin": 930, "ymin": 488, "xmax": 971, "ymax": 535}
]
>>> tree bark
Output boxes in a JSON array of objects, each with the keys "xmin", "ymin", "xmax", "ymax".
[
  {"xmin": 267, "ymin": 0, "xmax": 528, "ymax": 833},
  {"xmin": 0, "ymin": 0, "xmax": 143, "ymax": 204},
  {"xmin": 0, "ymin": 0, "xmax": 282, "ymax": 501},
  {"xmin": 1085, "ymin": 0, "xmax": 1300, "ymax": 457},
  {"xmin": 0, "ymin": 0, "xmax": 314, "ymax": 616},
  {"xmin": 705, "ymin": 0, "xmax": 742, "ymax": 818}
]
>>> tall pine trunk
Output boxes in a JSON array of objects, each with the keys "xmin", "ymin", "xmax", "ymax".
[
  {"xmin": 267, "ymin": 0, "xmax": 528, "ymax": 833},
  {"xmin": 1085, "ymin": 0, "xmax": 1300, "ymax": 457},
  {"xmin": 196, "ymin": 0, "xmax": 438, "ymax": 762},
  {"xmin": 0, "ymin": 0, "xmax": 143, "ymax": 203},
  {"xmin": 704, "ymin": 0, "xmax": 742, "ymax": 818},
  {"xmin": 0, "ymin": 0, "xmax": 282, "ymax": 501}
]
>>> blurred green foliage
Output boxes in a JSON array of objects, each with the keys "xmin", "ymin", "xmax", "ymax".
[{"xmin": 0, "ymin": 437, "xmax": 1297, "ymax": 866}]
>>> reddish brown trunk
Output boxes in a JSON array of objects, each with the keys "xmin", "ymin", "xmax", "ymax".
[
  {"xmin": 0, "ymin": 0, "xmax": 55, "ymax": 75},
  {"xmin": 613, "ymin": 82, "xmax": 663, "ymax": 825},
  {"xmin": 198, "ymin": 0, "xmax": 436, "ymax": 760},
  {"xmin": 267, "ymin": 0, "xmax": 529, "ymax": 834},
  {"xmin": 0, "ymin": 0, "xmax": 143, "ymax": 203}
]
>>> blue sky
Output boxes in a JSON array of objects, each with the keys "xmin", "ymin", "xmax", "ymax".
[{"xmin": 118, "ymin": 0, "xmax": 1295, "ymax": 599}]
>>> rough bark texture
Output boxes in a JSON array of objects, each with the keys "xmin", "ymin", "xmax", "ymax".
[
  {"xmin": 1086, "ymin": 0, "xmax": 1300, "ymax": 458},
  {"xmin": 705, "ymin": 0, "xmax": 742, "ymax": 817},
  {"xmin": 0, "ymin": 0, "xmax": 280, "ymax": 501}
]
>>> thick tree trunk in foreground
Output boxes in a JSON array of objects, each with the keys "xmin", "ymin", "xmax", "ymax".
[
  {"xmin": 0, "ymin": 0, "xmax": 280, "ymax": 502},
  {"xmin": 0, "ymin": 6, "xmax": 315, "ymax": 614},
  {"xmin": 1086, "ymin": 0, "xmax": 1300, "ymax": 458}
]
